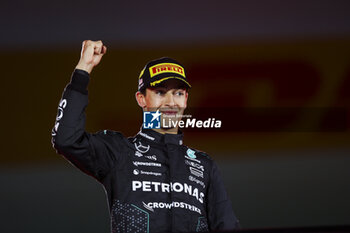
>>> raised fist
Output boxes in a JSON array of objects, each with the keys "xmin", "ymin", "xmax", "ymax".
[{"xmin": 75, "ymin": 40, "xmax": 107, "ymax": 74}]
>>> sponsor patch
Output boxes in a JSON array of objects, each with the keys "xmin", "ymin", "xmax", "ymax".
[
  {"xmin": 145, "ymin": 155, "xmax": 157, "ymax": 161},
  {"xmin": 135, "ymin": 151, "xmax": 143, "ymax": 157},
  {"xmin": 52, "ymin": 99, "xmax": 67, "ymax": 137},
  {"xmin": 143, "ymin": 201, "xmax": 201, "ymax": 215},
  {"xmin": 189, "ymin": 167, "xmax": 204, "ymax": 178},
  {"xmin": 149, "ymin": 63, "xmax": 185, "ymax": 78},
  {"xmin": 138, "ymin": 131, "xmax": 155, "ymax": 141},
  {"xmin": 134, "ymin": 141, "xmax": 150, "ymax": 153},
  {"xmin": 185, "ymin": 155, "xmax": 201, "ymax": 164},
  {"xmin": 132, "ymin": 181, "xmax": 204, "ymax": 204},
  {"xmin": 133, "ymin": 170, "xmax": 162, "ymax": 177},
  {"xmin": 133, "ymin": 169, "xmax": 140, "ymax": 175},
  {"xmin": 56, "ymin": 99, "xmax": 67, "ymax": 121},
  {"xmin": 186, "ymin": 148, "xmax": 196, "ymax": 159},
  {"xmin": 133, "ymin": 161, "xmax": 161, "ymax": 167},
  {"xmin": 185, "ymin": 160, "xmax": 204, "ymax": 171},
  {"xmin": 189, "ymin": 175, "xmax": 205, "ymax": 189}
]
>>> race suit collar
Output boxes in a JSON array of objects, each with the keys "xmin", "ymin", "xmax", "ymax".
[{"xmin": 138, "ymin": 128, "xmax": 184, "ymax": 145}]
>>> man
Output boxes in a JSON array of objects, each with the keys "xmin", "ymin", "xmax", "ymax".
[{"xmin": 52, "ymin": 40, "xmax": 240, "ymax": 232}]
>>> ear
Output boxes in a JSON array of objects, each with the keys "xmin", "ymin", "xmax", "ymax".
[{"xmin": 135, "ymin": 91, "xmax": 146, "ymax": 108}]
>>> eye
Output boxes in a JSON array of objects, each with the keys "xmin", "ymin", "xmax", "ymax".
[
  {"xmin": 175, "ymin": 90, "xmax": 185, "ymax": 96},
  {"xmin": 155, "ymin": 90, "xmax": 165, "ymax": 95}
]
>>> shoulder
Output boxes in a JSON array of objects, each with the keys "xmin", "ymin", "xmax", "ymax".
[
  {"xmin": 183, "ymin": 146, "xmax": 214, "ymax": 164},
  {"xmin": 94, "ymin": 130, "xmax": 139, "ymax": 151},
  {"xmin": 94, "ymin": 130, "xmax": 130, "ymax": 144}
]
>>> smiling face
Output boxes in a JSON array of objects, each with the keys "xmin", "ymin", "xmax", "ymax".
[{"xmin": 136, "ymin": 79, "xmax": 189, "ymax": 133}]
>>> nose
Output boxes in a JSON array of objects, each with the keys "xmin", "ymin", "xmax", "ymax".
[{"xmin": 164, "ymin": 92, "xmax": 175, "ymax": 107}]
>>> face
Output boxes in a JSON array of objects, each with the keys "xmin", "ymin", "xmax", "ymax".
[{"xmin": 136, "ymin": 79, "xmax": 188, "ymax": 128}]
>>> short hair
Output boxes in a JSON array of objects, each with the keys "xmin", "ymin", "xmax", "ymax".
[
  {"xmin": 139, "ymin": 84, "xmax": 189, "ymax": 97},
  {"xmin": 139, "ymin": 88, "xmax": 146, "ymax": 96}
]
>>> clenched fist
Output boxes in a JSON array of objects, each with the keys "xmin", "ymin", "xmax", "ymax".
[{"xmin": 75, "ymin": 40, "xmax": 107, "ymax": 74}]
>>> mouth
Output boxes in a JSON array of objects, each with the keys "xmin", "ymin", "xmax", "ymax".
[{"xmin": 161, "ymin": 110, "xmax": 178, "ymax": 116}]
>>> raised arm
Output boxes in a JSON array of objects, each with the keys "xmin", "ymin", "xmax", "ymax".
[
  {"xmin": 51, "ymin": 40, "xmax": 118, "ymax": 181},
  {"xmin": 76, "ymin": 40, "xmax": 107, "ymax": 73}
]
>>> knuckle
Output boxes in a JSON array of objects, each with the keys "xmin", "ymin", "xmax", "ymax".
[{"xmin": 83, "ymin": 40, "xmax": 93, "ymax": 48}]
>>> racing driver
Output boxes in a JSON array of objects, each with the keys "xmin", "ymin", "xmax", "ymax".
[{"xmin": 51, "ymin": 40, "xmax": 240, "ymax": 232}]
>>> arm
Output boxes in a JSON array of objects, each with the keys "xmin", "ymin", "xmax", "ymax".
[
  {"xmin": 51, "ymin": 40, "xmax": 114, "ymax": 181},
  {"xmin": 207, "ymin": 161, "xmax": 241, "ymax": 230}
]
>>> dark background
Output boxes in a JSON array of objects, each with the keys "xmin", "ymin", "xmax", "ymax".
[{"xmin": 1, "ymin": 1, "xmax": 350, "ymax": 232}]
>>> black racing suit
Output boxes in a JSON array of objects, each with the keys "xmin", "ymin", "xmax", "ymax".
[{"xmin": 51, "ymin": 69, "xmax": 240, "ymax": 232}]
